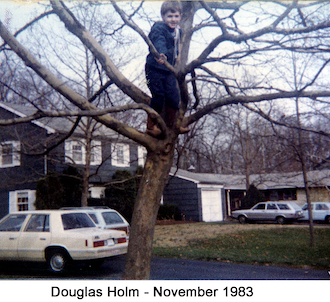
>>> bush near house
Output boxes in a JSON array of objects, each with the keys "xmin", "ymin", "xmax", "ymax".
[
  {"xmin": 103, "ymin": 170, "xmax": 137, "ymax": 223},
  {"xmin": 35, "ymin": 166, "xmax": 82, "ymax": 209},
  {"xmin": 157, "ymin": 204, "xmax": 182, "ymax": 221}
]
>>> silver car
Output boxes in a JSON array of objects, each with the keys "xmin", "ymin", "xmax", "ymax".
[
  {"xmin": 299, "ymin": 202, "xmax": 330, "ymax": 224},
  {"xmin": 231, "ymin": 201, "xmax": 304, "ymax": 224}
]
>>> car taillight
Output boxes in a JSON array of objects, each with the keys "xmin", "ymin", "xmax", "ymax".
[
  {"xmin": 117, "ymin": 237, "xmax": 126, "ymax": 244},
  {"xmin": 93, "ymin": 240, "xmax": 106, "ymax": 248}
]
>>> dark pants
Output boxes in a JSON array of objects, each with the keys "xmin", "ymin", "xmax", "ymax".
[{"xmin": 145, "ymin": 64, "xmax": 180, "ymax": 114}]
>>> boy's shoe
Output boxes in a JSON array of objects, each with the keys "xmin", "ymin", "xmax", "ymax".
[{"xmin": 146, "ymin": 126, "xmax": 162, "ymax": 137}]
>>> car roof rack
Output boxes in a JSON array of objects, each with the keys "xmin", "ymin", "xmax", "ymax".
[{"xmin": 60, "ymin": 206, "xmax": 110, "ymax": 210}]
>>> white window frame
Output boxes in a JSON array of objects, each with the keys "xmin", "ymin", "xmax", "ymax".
[
  {"xmin": 9, "ymin": 190, "xmax": 36, "ymax": 213},
  {"xmin": 111, "ymin": 143, "xmax": 130, "ymax": 167},
  {"xmin": 65, "ymin": 139, "xmax": 102, "ymax": 165},
  {"xmin": 0, "ymin": 140, "xmax": 20, "ymax": 168}
]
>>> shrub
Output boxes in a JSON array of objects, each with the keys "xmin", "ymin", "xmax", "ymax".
[
  {"xmin": 35, "ymin": 166, "xmax": 82, "ymax": 209},
  {"xmin": 158, "ymin": 204, "xmax": 182, "ymax": 221}
]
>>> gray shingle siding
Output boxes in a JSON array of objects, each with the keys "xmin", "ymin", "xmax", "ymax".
[{"xmin": 164, "ymin": 177, "xmax": 200, "ymax": 221}]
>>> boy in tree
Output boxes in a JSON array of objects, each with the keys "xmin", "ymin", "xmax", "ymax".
[{"xmin": 145, "ymin": 1, "xmax": 189, "ymax": 137}]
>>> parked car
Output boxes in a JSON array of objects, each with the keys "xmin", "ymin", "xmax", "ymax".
[
  {"xmin": 0, "ymin": 210, "xmax": 128, "ymax": 273},
  {"xmin": 231, "ymin": 201, "xmax": 304, "ymax": 224},
  {"xmin": 61, "ymin": 207, "xmax": 130, "ymax": 238},
  {"xmin": 299, "ymin": 202, "xmax": 330, "ymax": 223}
]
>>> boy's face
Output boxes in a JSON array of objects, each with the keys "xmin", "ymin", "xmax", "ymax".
[{"xmin": 162, "ymin": 11, "xmax": 181, "ymax": 29}]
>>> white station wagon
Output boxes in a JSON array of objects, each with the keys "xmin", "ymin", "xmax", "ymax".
[
  {"xmin": 0, "ymin": 210, "xmax": 128, "ymax": 273},
  {"xmin": 61, "ymin": 207, "xmax": 130, "ymax": 238}
]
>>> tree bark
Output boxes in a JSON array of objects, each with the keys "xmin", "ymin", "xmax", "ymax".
[{"xmin": 122, "ymin": 147, "xmax": 174, "ymax": 279}]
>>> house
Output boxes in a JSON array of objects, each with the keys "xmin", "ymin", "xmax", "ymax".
[
  {"xmin": 0, "ymin": 102, "xmax": 147, "ymax": 218},
  {"xmin": 163, "ymin": 168, "xmax": 330, "ymax": 222}
]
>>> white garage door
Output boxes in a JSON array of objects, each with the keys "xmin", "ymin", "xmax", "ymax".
[{"xmin": 201, "ymin": 190, "xmax": 223, "ymax": 222}]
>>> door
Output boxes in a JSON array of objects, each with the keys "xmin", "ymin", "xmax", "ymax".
[
  {"xmin": 201, "ymin": 190, "xmax": 223, "ymax": 222},
  {"xmin": 0, "ymin": 214, "xmax": 27, "ymax": 260},
  {"xmin": 314, "ymin": 203, "xmax": 329, "ymax": 220},
  {"xmin": 265, "ymin": 203, "xmax": 279, "ymax": 220},
  {"xmin": 249, "ymin": 203, "xmax": 266, "ymax": 219},
  {"xmin": 17, "ymin": 214, "xmax": 51, "ymax": 260}
]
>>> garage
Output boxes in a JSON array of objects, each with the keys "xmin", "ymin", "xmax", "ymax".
[
  {"xmin": 163, "ymin": 169, "xmax": 226, "ymax": 222},
  {"xmin": 201, "ymin": 188, "xmax": 223, "ymax": 222}
]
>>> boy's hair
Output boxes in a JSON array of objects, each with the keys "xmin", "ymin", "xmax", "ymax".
[{"xmin": 160, "ymin": 1, "xmax": 182, "ymax": 17}]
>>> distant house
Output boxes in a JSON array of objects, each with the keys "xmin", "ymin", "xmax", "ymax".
[
  {"xmin": 163, "ymin": 168, "xmax": 330, "ymax": 222},
  {"xmin": 0, "ymin": 102, "xmax": 146, "ymax": 218}
]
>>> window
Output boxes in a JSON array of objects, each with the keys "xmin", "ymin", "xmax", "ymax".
[
  {"xmin": 0, "ymin": 141, "xmax": 20, "ymax": 168},
  {"xmin": 9, "ymin": 190, "xmax": 36, "ymax": 213},
  {"xmin": 253, "ymin": 204, "xmax": 266, "ymax": 210},
  {"xmin": 316, "ymin": 204, "xmax": 329, "ymax": 210},
  {"xmin": 65, "ymin": 140, "xmax": 102, "ymax": 165},
  {"xmin": 25, "ymin": 215, "xmax": 50, "ymax": 232},
  {"xmin": 102, "ymin": 212, "xmax": 125, "ymax": 225},
  {"xmin": 72, "ymin": 143, "xmax": 83, "ymax": 162},
  {"xmin": 17, "ymin": 192, "xmax": 29, "ymax": 211},
  {"xmin": 0, "ymin": 214, "xmax": 27, "ymax": 232},
  {"xmin": 267, "ymin": 203, "xmax": 278, "ymax": 210},
  {"xmin": 61, "ymin": 213, "xmax": 95, "ymax": 230},
  {"xmin": 277, "ymin": 204, "xmax": 290, "ymax": 210},
  {"xmin": 111, "ymin": 143, "xmax": 130, "ymax": 167}
]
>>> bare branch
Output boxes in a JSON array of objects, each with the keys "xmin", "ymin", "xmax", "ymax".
[
  {"xmin": 50, "ymin": 1, "xmax": 151, "ymax": 104},
  {"xmin": 0, "ymin": 10, "xmax": 54, "ymax": 51},
  {"xmin": 0, "ymin": 18, "xmax": 159, "ymax": 148},
  {"xmin": 111, "ymin": 1, "xmax": 175, "ymax": 73},
  {"xmin": 186, "ymin": 89, "xmax": 330, "ymax": 126}
]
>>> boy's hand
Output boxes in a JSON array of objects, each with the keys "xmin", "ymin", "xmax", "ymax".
[{"xmin": 156, "ymin": 53, "xmax": 167, "ymax": 64}]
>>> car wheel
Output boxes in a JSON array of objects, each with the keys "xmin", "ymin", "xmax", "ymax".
[
  {"xmin": 325, "ymin": 216, "xmax": 330, "ymax": 224},
  {"xmin": 47, "ymin": 250, "xmax": 70, "ymax": 273},
  {"xmin": 238, "ymin": 215, "xmax": 247, "ymax": 224},
  {"xmin": 276, "ymin": 216, "xmax": 285, "ymax": 225}
]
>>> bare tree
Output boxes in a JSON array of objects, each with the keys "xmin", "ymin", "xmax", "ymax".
[{"xmin": 2, "ymin": 1, "xmax": 330, "ymax": 279}]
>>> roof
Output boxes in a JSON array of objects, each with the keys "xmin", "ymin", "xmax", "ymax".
[
  {"xmin": 170, "ymin": 168, "xmax": 330, "ymax": 190},
  {"xmin": 0, "ymin": 102, "xmax": 117, "ymax": 138}
]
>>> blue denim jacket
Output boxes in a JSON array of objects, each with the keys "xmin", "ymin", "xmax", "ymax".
[{"xmin": 146, "ymin": 21, "xmax": 180, "ymax": 71}]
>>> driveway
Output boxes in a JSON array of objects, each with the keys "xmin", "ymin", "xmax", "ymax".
[{"xmin": 0, "ymin": 255, "xmax": 328, "ymax": 280}]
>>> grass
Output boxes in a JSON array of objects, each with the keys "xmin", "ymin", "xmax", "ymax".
[{"xmin": 152, "ymin": 223, "xmax": 330, "ymax": 270}]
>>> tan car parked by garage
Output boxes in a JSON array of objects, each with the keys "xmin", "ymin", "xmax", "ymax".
[{"xmin": 0, "ymin": 210, "xmax": 128, "ymax": 273}]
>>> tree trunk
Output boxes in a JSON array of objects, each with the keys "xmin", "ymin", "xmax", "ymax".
[{"xmin": 122, "ymin": 147, "xmax": 174, "ymax": 279}]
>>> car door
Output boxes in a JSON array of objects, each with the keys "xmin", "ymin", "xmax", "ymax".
[
  {"xmin": 17, "ymin": 214, "xmax": 51, "ymax": 260},
  {"xmin": 0, "ymin": 214, "xmax": 27, "ymax": 260},
  {"xmin": 266, "ymin": 203, "xmax": 279, "ymax": 220},
  {"xmin": 314, "ymin": 204, "xmax": 329, "ymax": 220},
  {"xmin": 249, "ymin": 203, "xmax": 266, "ymax": 219}
]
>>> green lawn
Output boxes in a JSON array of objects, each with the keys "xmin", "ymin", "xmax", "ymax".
[{"xmin": 153, "ymin": 226, "xmax": 330, "ymax": 270}]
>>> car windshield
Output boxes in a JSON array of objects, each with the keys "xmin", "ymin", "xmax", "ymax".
[
  {"xmin": 302, "ymin": 204, "xmax": 310, "ymax": 211},
  {"xmin": 0, "ymin": 214, "xmax": 27, "ymax": 232},
  {"xmin": 61, "ymin": 213, "xmax": 96, "ymax": 230},
  {"xmin": 102, "ymin": 212, "xmax": 125, "ymax": 225}
]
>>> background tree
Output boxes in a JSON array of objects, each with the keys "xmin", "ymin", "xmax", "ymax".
[
  {"xmin": 104, "ymin": 169, "xmax": 137, "ymax": 223},
  {"xmin": 35, "ymin": 166, "xmax": 82, "ymax": 209},
  {"xmin": 2, "ymin": 1, "xmax": 330, "ymax": 279}
]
